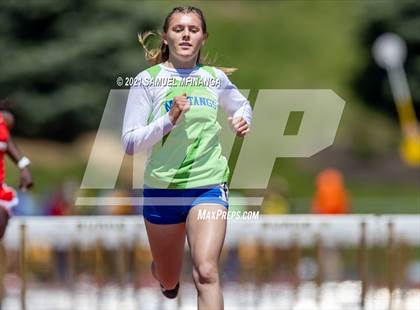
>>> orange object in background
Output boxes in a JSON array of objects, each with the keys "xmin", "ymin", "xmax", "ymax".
[{"xmin": 311, "ymin": 168, "xmax": 350, "ymax": 214}]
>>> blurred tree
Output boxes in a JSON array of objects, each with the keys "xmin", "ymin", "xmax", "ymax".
[
  {"xmin": 354, "ymin": 1, "xmax": 420, "ymax": 121},
  {"xmin": 0, "ymin": 1, "xmax": 160, "ymax": 141}
]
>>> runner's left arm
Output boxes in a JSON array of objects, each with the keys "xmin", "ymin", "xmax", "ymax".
[{"xmin": 217, "ymin": 69, "xmax": 253, "ymax": 127}]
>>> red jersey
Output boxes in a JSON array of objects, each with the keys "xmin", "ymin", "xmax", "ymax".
[
  {"xmin": 0, "ymin": 113, "xmax": 10, "ymax": 183},
  {"xmin": 0, "ymin": 112, "xmax": 17, "ymax": 215}
]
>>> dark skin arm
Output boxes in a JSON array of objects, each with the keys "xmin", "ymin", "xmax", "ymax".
[
  {"xmin": 2, "ymin": 111, "xmax": 33, "ymax": 190},
  {"xmin": 6, "ymin": 138, "xmax": 33, "ymax": 190}
]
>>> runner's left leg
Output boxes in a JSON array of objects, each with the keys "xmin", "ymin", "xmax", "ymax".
[{"xmin": 186, "ymin": 203, "xmax": 227, "ymax": 310}]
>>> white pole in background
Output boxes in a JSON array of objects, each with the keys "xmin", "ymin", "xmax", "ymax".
[{"xmin": 373, "ymin": 33, "xmax": 420, "ymax": 167}]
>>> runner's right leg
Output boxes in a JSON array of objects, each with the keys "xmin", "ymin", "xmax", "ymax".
[{"xmin": 144, "ymin": 219, "xmax": 186, "ymax": 290}]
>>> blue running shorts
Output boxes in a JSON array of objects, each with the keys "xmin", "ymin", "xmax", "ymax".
[{"xmin": 143, "ymin": 182, "xmax": 229, "ymax": 224}]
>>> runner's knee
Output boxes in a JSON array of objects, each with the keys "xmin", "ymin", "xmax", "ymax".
[{"xmin": 193, "ymin": 261, "xmax": 219, "ymax": 285}]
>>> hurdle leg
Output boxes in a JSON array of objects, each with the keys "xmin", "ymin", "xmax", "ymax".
[
  {"xmin": 19, "ymin": 223, "xmax": 27, "ymax": 310},
  {"xmin": 387, "ymin": 221, "xmax": 395, "ymax": 310},
  {"xmin": 358, "ymin": 221, "xmax": 368, "ymax": 310}
]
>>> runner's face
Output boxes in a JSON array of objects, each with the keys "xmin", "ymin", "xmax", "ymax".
[{"xmin": 164, "ymin": 13, "xmax": 207, "ymax": 62}]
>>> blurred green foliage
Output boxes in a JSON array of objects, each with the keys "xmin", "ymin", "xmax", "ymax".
[
  {"xmin": 354, "ymin": 0, "xmax": 420, "ymax": 118},
  {"xmin": 0, "ymin": 0, "xmax": 159, "ymax": 141}
]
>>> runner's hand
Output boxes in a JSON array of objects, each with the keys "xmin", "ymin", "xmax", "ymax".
[
  {"xmin": 228, "ymin": 116, "xmax": 250, "ymax": 137},
  {"xmin": 19, "ymin": 168, "xmax": 33, "ymax": 191},
  {"xmin": 168, "ymin": 93, "xmax": 190, "ymax": 125}
]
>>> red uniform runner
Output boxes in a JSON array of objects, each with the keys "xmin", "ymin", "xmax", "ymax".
[{"xmin": 0, "ymin": 113, "xmax": 18, "ymax": 216}]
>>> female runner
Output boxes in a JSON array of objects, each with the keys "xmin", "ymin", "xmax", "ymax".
[{"xmin": 122, "ymin": 6, "xmax": 252, "ymax": 309}]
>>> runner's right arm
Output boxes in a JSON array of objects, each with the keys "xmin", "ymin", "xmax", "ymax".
[{"xmin": 122, "ymin": 82, "xmax": 175, "ymax": 155}]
